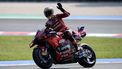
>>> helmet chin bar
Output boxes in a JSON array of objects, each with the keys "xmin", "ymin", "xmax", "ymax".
[{"xmin": 48, "ymin": 15, "xmax": 54, "ymax": 19}]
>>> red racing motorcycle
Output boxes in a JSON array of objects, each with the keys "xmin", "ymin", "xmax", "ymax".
[{"xmin": 29, "ymin": 26, "xmax": 96, "ymax": 69}]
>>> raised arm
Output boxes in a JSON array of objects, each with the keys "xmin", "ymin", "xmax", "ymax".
[{"xmin": 56, "ymin": 3, "xmax": 70, "ymax": 18}]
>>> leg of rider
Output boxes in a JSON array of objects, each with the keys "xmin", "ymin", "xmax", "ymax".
[{"xmin": 64, "ymin": 30, "xmax": 78, "ymax": 51}]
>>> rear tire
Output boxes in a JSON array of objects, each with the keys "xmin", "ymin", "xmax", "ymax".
[
  {"xmin": 78, "ymin": 44, "xmax": 96, "ymax": 68},
  {"xmin": 33, "ymin": 47, "xmax": 53, "ymax": 69}
]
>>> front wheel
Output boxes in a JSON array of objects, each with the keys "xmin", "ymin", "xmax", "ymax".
[
  {"xmin": 78, "ymin": 44, "xmax": 96, "ymax": 68},
  {"xmin": 33, "ymin": 47, "xmax": 53, "ymax": 69}
]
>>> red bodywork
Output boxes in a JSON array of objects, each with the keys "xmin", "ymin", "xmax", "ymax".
[{"xmin": 30, "ymin": 27, "xmax": 86, "ymax": 63}]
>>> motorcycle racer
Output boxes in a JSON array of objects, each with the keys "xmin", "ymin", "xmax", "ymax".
[
  {"xmin": 29, "ymin": 3, "xmax": 96, "ymax": 68},
  {"xmin": 44, "ymin": 3, "xmax": 78, "ymax": 51}
]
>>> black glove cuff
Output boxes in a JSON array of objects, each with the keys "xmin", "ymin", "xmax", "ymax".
[{"xmin": 60, "ymin": 8, "xmax": 65, "ymax": 12}]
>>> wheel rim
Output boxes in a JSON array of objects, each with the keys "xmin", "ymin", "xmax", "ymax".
[
  {"xmin": 38, "ymin": 49, "xmax": 52, "ymax": 65},
  {"xmin": 83, "ymin": 49, "xmax": 95, "ymax": 64}
]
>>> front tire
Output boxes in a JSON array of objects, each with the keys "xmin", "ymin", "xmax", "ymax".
[
  {"xmin": 33, "ymin": 47, "xmax": 53, "ymax": 69},
  {"xmin": 78, "ymin": 44, "xmax": 96, "ymax": 68}
]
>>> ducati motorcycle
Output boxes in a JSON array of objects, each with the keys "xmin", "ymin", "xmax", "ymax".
[{"xmin": 29, "ymin": 26, "xmax": 96, "ymax": 69}]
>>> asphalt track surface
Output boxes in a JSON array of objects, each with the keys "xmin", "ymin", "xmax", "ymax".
[
  {"xmin": 0, "ymin": 19, "xmax": 122, "ymax": 34},
  {"xmin": 0, "ymin": 63, "xmax": 122, "ymax": 69}
]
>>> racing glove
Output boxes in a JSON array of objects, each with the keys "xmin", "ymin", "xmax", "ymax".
[{"xmin": 57, "ymin": 3, "xmax": 65, "ymax": 12}]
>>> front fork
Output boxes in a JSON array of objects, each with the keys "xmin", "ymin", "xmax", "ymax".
[
  {"xmin": 29, "ymin": 38, "xmax": 49, "ymax": 56},
  {"xmin": 38, "ymin": 46, "xmax": 48, "ymax": 56}
]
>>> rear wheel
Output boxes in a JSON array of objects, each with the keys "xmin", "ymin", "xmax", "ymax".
[
  {"xmin": 78, "ymin": 44, "xmax": 96, "ymax": 68},
  {"xmin": 33, "ymin": 47, "xmax": 53, "ymax": 69}
]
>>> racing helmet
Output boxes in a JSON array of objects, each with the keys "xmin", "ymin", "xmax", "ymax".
[{"xmin": 44, "ymin": 7, "xmax": 54, "ymax": 18}]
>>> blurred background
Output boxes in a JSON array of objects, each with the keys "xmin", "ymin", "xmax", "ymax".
[
  {"xmin": 0, "ymin": 0, "xmax": 122, "ymax": 2},
  {"xmin": 0, "ymin": 0, "xmax": 122, "ymax": 66}
]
